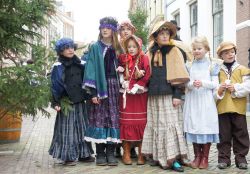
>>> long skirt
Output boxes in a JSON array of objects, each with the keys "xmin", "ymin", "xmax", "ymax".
[
  {"xmin": 49, "ymin": 102, "xmax": 93, "ymax": 161},
  {"xmin": 142, "ymin": 95, "xmax": 189, "ymax": 168},
  {"xmin": 119, "ymin": 92, "xmax": 147, "ymax": 141},
  {"xmin": 84, "ymin": 77, "xmax": 120, "ymax": 143}
]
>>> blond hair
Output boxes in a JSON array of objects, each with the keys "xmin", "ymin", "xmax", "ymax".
[{"xmin": 191, "ymin": 36, "xmax": 211, "ymax": 58}]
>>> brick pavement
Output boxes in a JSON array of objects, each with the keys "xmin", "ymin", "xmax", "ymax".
[{"xmin": 0, "ymin": 109, "xmax": 250, "ymax": 174}]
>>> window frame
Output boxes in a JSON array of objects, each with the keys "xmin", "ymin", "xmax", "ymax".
[
  {"xmin": 190, "ymin": 2, "xmax": 198, "ymax": 38},
  {"xmin": 212, "ymin": 0, "xmax": 223, "ymax": 56}
]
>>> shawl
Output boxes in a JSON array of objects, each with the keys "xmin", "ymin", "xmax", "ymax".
[
  {"xmin": 148, "ymin": 45, "xmax": 190, "ymax": 85},
  {"xmin": 83, "ymin": 42, "xmax": 108, "ymax": 99}
]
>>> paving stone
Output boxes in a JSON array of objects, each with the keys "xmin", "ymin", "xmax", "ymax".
[{"xmin": 0, "ymin": 109, "xmax": 250, "ymax": 174}]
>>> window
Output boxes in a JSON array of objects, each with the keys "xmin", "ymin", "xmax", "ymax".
[
  {"xmin": 174, "ymin": 13, "xmax": 180, "ymax": 27},
  {"xmin": 190, "ymin": 2, "xmax": 197, "ymax": 38},
  {"xmin": 213, "ymin": 0, "xmax": 223, "ymax": 56},
  {"xmin": 174, "ymin": 13, "xmax": 180, "ymax": 36}
]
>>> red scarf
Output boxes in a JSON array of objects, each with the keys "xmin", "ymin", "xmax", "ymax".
[
  {"xmin": 126, "ymin": 54, "xmax": 134, "ymax": 68},
  {"xmin": 126, "ymin": 52, "xmax": 143, "ymax": 68}
]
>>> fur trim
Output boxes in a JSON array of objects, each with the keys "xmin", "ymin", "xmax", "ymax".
[{"xmin": 166, "ymin": 47, "xmax": 190, "ymax": 85}]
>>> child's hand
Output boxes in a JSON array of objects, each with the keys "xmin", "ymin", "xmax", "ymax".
[
  {"xmin": 116, "ymin": 66, "xmax": 124, "ymax": 73},
  {"xmin": 54, "ymin": 106, "xmax": 61, "ymax": 112},
  {"xmin": 172, "ymin": 98, "xmax": 182, "ymax": 108},
  {"xmin": 130, "ymin": 86, "xmax": 139, "ymax": 94},
  {"xmin": 92, "ymin": 97, "xmax": 101, "ymax": 104},
  {"xmin": 139, "ymin": 70, "xmax": 145, "ymax": 76},
  {"xmin": 122, "ymin": 81, "xmax": 129, "ymax": 89},
  {"xmin": 193, "ymin": 80, "xmax": 202, "ymax": 88},
  {"xmin": 227, "ymin": 84, "xmax": 235, "ymax": 92},
  {"xmin": 218, "ymin": 82, "xmax": 227, "ymax": 96}
]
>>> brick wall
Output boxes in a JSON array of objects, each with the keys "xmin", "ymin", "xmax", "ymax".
[
  {"xmin": 236, "ymin": 0, "xmax": 250, "ymax": 23},
  {"xmin": 236, "ymin": 0, "xmax": 250, "ymax": 67},
  {"xmin": 236, "ymin": 28, "xmax": 250, "ymax": 67}
]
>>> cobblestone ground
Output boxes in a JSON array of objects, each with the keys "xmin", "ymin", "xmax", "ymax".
[{"xmin": 0, "ymin": 109, "xmax": 250, "ymax": 174}]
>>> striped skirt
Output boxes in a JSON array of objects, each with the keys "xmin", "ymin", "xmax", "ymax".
[
  {"xmin": 84, "ymin": 77, "xmax": 120, "ymax": 143},
  {"xmin": 142, "ymin": 95, "xmax": 189, "ymax": 168},
  {"xmin": 119, "ymin": 92, "xmax": 147, "ymax": 141},
  {"xmin": 49, "ymin": 102, "xmax": 93, "ymax": 161}
]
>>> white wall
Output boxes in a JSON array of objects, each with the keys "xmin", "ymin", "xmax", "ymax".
[
  {"xmin": 197, "ymin": 0, "xmax": 213, "ymax": 47},
  {"xmin": 223, "ymin": 0, "xmax": 236, "ymax": 42},
  {"xmin": 164, "ymin": 0, "xmax": 236, "ymax": 55}
]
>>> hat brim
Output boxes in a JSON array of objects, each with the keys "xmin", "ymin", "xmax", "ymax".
[
  {"xmin": 118, "ymin": 21, "xmax": 136, "ymax": 33},
  {"xmin": 123, "ymin": 35, "xmax": 142, "ymax": 52},
  {"xmin": 149, "ymin": 21, "xmax": 177, "ymax": 41},
  {"xmin": 217, "ymin": 45, "xmax": 236, "ymax": 57}
]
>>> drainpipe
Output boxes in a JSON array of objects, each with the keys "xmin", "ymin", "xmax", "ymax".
[
  {"xmin": 248, "ymin": 48, "xmax": 250, "ymax": 68},
  {"xmin": 248, "ymin": 48, "xmax": 250, "ymax": 114}
]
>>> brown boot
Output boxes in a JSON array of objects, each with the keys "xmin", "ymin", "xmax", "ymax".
[
  {"xmin": 122, "ymin": 141, "xmax": 132, "ymax": 165},
  {"xmin": 137, "ymin": 142, "xmax": 145, "ymax": 165},
  {"xmin": 191, "ymin": 143, "xmax": 202, "ymax": 169},
  {"xmin": 199, "ymin": 143, "xmax": 211, "ymax": 169}
]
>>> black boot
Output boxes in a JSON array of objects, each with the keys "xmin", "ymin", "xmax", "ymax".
[
  {"xmin": 96, "ymin": 143, "xmax": 107, "ymax": 166},
  {"xmin": 130, "ymin": 147, "xmax": 137, "ymax": 158},
  {"xmin": 106, "ymin": 144, "xmax": 118, "ymax": 166},
  {"xmin": 114, "ymin": 143, "xmax": 122, "ymax": 158}
]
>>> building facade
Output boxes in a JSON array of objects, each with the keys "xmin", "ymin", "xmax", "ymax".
[
  {"xmin": 129, "ymin": 0, "xmax": 165, "ymax": 33},
  {"xmin": 128, "ymin": 0, "xmax": 250, "ymax": 65},
  {"xmin": 0, "ymin": 1, "xmax": 74, "ymax": 67},
  {"xmin": 164, "ymin": 0, "xmax": 250, "ymax": 66},
  {"xmin": 39, "ymin": 1, "xmax": 74, "ymax": 48}
]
